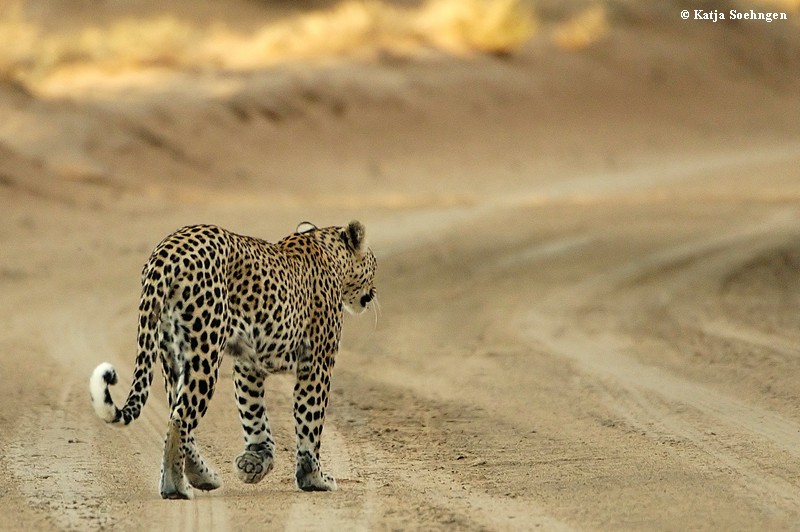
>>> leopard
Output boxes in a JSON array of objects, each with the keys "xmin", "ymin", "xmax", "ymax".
[{"xmin": 89, "ymin": 220, "xmax": 377, "ymax": 499}]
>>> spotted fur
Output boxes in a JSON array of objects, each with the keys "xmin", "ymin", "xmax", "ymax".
[{"xmin": 89, "ymin": 221, "xmax": 377, "ymax": 499}]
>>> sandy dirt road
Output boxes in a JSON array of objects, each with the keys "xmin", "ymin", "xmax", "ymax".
[{"xmin": 2, "ymin": 1, "xmax": 800, "ymax": 530}]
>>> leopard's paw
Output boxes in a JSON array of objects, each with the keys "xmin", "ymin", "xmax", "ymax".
[
  {"xmin": 234, "ymin": 443, "xmax": 274, "ymax": 484},
  {"xmin": 295, "ymin": 450, "xmax": 337, "ymax": 492}
]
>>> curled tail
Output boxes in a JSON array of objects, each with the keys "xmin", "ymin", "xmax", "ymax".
[
  {"xmin": 89, "ymin": 264, "xmax": 163, "ymax": 426},
  {"xmin": 89, "ymin": 337, "xmax": 157, "ymax": 426},
  {"xmin": 89, "ymin": 362, "xmax": 126, "ymax": 424}
]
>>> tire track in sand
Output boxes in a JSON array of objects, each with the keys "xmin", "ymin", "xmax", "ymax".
[
  {"xmin": 521, "ymin": 210, "xmax": 800, "ymax": 518},
  {"xmin": 4, "ymin": 290, "xmax": 121, "ymax": 531},
  {"xmin": 282, "ymin": 422, "xmax": 380, "ymax": 531}
]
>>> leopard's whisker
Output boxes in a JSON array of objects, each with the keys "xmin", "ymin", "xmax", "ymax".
[{"xmin": 371, "ymin": 296, "xmax": 380, "ymax": 328}]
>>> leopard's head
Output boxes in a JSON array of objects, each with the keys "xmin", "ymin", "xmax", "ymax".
[{"xmin": 339, "ymin": 220, "xmax": 377, "ymax": 316}]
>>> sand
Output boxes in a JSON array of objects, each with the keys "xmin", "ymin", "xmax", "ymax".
[{"xmin": 1, "ymin": 1, "xmax": 800, "ymax": 529}]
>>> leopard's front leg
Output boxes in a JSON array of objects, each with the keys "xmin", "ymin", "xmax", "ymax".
[
  {"xmin": 232, "ymin": 360, "xmax": 275, "ymax": 484},
  {"xmin": 293, "ymin": 342, "xmax": 337, "ymax": 491}
]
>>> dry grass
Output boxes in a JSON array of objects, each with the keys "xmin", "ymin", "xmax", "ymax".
[
  {"xmin": 748, "ymin": 0, "xmax": 800, "ymax": 10},
  {"xmin": 417, "ymin": 0, "xmax": 537, "ymax": 56},
  {"xmin": 552, "ymin": 4, "xmax": 609, "ymax": 51},
  {"xmin": 0, "ymin": 6, "xmax": 39, "ymax": 81},
  {"xmin": 0, "ymin": 0, "xmax": 536, "ymax": 89},
  {"xmin": 0, "ymin": 8, "xmax": 196, "ymax": 83}
]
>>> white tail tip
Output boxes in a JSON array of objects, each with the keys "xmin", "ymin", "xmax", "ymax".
[{"xmin": 90, "ymin": 362, "xmax": 119, "ymax": 423}]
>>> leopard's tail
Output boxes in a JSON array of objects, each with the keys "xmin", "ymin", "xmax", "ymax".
[
  {"xmin": 90, "ymin": 265, "xmax": 163, "ymax": 426},
  {"xmin": 89, "ymin": 348, "xmax": 156, "ymax": 425},
  {"xmin": 89, "ymin": 362, "xmax": 127, "ymax": 424}
]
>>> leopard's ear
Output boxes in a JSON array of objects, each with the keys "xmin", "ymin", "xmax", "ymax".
[
  {"xmin": 296, "ymin": 221, "xmax": 317, "ymax": 234},
  {"xmin": 341, "ymin": 220, "xmax": 367, "ymax": 254}
]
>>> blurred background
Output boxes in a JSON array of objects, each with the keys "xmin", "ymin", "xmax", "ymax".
[{"xmin": 1, "ymin": 0, "xmax": 798, "ymax": 207}]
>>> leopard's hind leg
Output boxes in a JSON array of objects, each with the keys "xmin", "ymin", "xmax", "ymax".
[
  {"xmin": 158, "ymin": 320, "xmax": 192, "ymax": 499},
  {"xmin": 184, "ymin": 436, "xmax": 221, "ymax": 491},
  {"xmin": 160, "ymin": 413, "xmax": 192, "ymax": 499},
  {"xmin": 160, "ymin": 364, "xmax": 222, "ymax": 498},
  {"xmin": 158, "ymin": 308, "xmax": 223, "ymax": 498}
]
